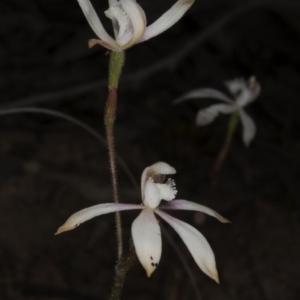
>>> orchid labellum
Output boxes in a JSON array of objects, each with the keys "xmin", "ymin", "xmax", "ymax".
[
  {"xmin": 56, "ymin": 162, "xmax": 229, "ymax": 281},
  {"xmin": 77, "ymin": 0, "xmax": 195, "ymax": 51},
  {"xmin": 175, "ymin": 77, "xmax": 261, "ymax": 146}
]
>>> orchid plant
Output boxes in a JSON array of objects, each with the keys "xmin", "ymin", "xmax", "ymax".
[
  {"xmin": 57, "ymin": 1, "xmax": 229, "ymax": 298},
  {"xmin": 77, "ymin": 0, "xmax": 195, "ymax": 51},
  {"xmin": 56, "ymin": 162, "xmax": 229, "ymax": 282},
  {"xmin": 175, "ymin": 77, "xmax": 261, "ymax": 146}
]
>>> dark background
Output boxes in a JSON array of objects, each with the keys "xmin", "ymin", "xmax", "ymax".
[{"xmin": 0, "ymin": 0, "xmax": 300, "ymax": 299}]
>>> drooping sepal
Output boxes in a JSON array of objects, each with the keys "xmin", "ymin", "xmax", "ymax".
[{"xmin": 131, "ymin": 209, "xmax": 162, "ymax": 277}]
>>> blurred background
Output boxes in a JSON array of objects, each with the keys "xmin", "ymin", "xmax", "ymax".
[{"xmin": 0, "ymin": 0, "xmax": 299, "ymax": 299}]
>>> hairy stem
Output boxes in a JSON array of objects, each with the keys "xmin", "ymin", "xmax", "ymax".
[
  {"xmin": 105, "ymin": 51, "xmax": 125, "ymax": 261},
  {"xmin": 109, "ymin": 241, "xmax": 137, "ymax": 300},
  {"xmin": 212, "ymin": 111, "xmax": 239, "ymax": 184}
]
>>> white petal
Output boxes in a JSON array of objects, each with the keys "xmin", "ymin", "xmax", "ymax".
[
  {"xmin": 174, "ymin": 88, "xmax": 234, "ymax": 104},
  {"xmin": 138, "ymin": 0, "xmax": 195, "ymax": 43},
  {"xmin": 160, "ymin": 200, "xmax": 230, "ymax": 223},
  {"xmin": 121, "ymin": 0, "xmax": 147, "ymax": 48},
  {"xmin": 141, "ymin": 162, "xmax": 176, "ymax": 199},
  {"xmin": 77, "ymin": 0, "xmax": 119, "ymax": 50},
  {"xmin": 132, "ymin": 209, "xmax": 162, "ymax": 277},
  {"xmin": 239, "ymin": 110, "xmax": 256, "ymax": 147},
  {"xmin": 155, "ymin": 210, "xmax": 219, "ymax": 283},
  {"xmin": 196, "ymin": 104, "xmax": 236, "ymax": 126},
  {"xmin": 56, "ymin": 203, "xmax": 143, "ymax": 234}
]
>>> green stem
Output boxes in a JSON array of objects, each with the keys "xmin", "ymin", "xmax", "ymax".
[
  {"xmin": 109, "ymin": 241, "xmax": 137, "ymax": 300},
  {"xmin": 108, "ymin": 52, "xmax": 125, "ymax": 90},
  {"xmin": 105, "ymin": 51, "xmax": 125, "ymax": 261},
  {"xmin": 212, "ymin": 111, "xmax": 239, "ymax": 184}
]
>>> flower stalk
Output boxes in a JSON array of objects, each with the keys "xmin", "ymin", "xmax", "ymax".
[
  {"xmin": 105, "ymin": 50, "xmax": 125, "ymax": 261},
  {"xmin": 212, "ymin": 111, "xmax": 239, "ymax": 184},
  {"xmin": 109, "ymin": 241, "xmax": 137, "ymax": 300}
]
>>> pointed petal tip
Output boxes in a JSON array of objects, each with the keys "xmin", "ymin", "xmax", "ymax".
[
  {"xmin": 212, "ymin": 272, "xmax": 220, "ymax": 284},
  {"xmin": 220, "ymin": 217, "xmax": 231, "ymax": 224},
  {"xmin": 146, "ymin": 269, "xmax": 154, "ymax": 278},
  {"xmin": 54, "ymin": 227, "xmax": 67, "ymax": 235},
  {"xmin": 132, "ymin": 210, "xmax": 161, "ymax": 279}
]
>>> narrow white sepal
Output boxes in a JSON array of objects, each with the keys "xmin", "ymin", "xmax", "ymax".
[
  {"xmin": 55, "ymin": 203, "xmax": 143, "ymax": 235},
  {"xmin": 160, "ymin": 200, "xmax": 230, "ymax": 223},
  {"xmin": 77, "ymin": 0, "xmax": 119, "ymax": 50},
  {"xmin": 195, "ymin": 104, "xmax": 236, "ymax": 126},
  {"xmin": 132, "ymin": 209, "xmax": 162, "ymax": 277},
  {"xmin": 239, "ymin": 109, "xmax": 256, "ymax": 147},
  {"xmin": 174, "ymin": 88, "xmax": 233, "ymax": 104},
  {"xmin": 138, "ymin": 0, "xmax": 195, "ymax": 42},
  {"xmin": 155, "ymin": 210, "xmax": 219, "ymax": 283}
]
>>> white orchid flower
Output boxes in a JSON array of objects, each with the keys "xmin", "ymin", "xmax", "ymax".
[
  {"xmin": 77, "ymin": 0, "xmax": 195, "ymax": 51},
  {"xmin": 175, "ymin": 77, "xmax": 261, "ymax": 146},
  {"xmin": 56, "ymin": 162, "xmax": 229, "ymax": 281}
]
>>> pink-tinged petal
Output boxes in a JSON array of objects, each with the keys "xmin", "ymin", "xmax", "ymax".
[
  {"xmin": 196, "ymin": 104, "xmax": 236, "ymax": 126},
  {"xmin": 121, "ymin": 0, "xmax": 147, "ymax": 48},
  {"xmin": 239, "ymin": 109, "xmax": 256, "ymax": 147},
  {"xmin": 174, "ymin": 88, "xmax": 234, "ymax": 104},
  {"xmin": 141, "ymin": 162, "xmax": 176, "ymax": 199},
  {"xmin": 132, "ymin": 209, "xmax": 162, "ymax": 277},
  {"xmin": 155, "ymin": 210, "xmax": 219, "ymax": 283},
  {"xmin": 56, "ymin": 203, "xmax": 142, "ymax": 235},
  {"xmin": 77, "ymin": 0, "xmax": 120, "ymax": 50},
  {"xmin": 138, "ymin": 0, "xmax": 195, "ymax": 43},
  {"xmin": 160, "ymin": 200, "xmax": 230, "ymax": 223}
]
